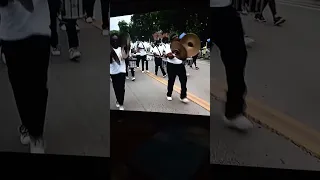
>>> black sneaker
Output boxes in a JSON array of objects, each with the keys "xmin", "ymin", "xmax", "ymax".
[
  {"xmin": 255, "ymin": 14, "xmax": 266, "ymax": 22},
  {"xmin": 274, "ymin": 17, "xmax": 286, "ymax": 26}
]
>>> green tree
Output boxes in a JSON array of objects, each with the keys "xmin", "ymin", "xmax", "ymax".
[
  {"xmin": 118, "ymin": 20, "xmax": 129, "ymax": 34},
  {"xmin": 127, "ymin": 9, "xmax": 210, "ymax": 42},
  {"xmin": 110, "ymin": 30, "xmax": 119, "ymax": 35}
]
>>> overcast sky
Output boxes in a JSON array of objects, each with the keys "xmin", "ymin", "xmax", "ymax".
[{"xmin": 110, "ymin": 15, "xmax": 133, "ymax": 31}]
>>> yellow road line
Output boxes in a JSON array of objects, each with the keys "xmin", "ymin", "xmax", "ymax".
[
  {"xmin": 147, "ymin": 72, "xmax": 210, "ymax": 112},
  {"xmin": 211, "ymin": 80, "xmax": 320, "ymax": 159}
]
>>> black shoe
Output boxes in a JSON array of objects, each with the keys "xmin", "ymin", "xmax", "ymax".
[
  {"xmin": 274, "ymin": 17, "xmax": 286, "ymax": 26},
  {"xmin": 255, "ymin": 14, "xmax": 266, "ymax": 22}
]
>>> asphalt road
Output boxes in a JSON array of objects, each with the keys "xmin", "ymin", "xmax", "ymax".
[
  {"xmin": 110, "ymin": 63, "xmax": 210, "ymax": 116},
  {"xmin": 211, "ymin": 3, "xmax": 320, "ymax": 131},
  {"xmin": 210, "ymin": 98, "xmax": 320, "ymax": 170},
  {"xmin": 0, "ymin": 21, "xmax": 110, "ymax": 157},
  {"xmin": 210, "ymin": 2, "xmax": 320, "ymax": 169}
]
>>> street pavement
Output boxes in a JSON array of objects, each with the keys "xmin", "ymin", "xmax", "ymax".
[
  {"xmin": 0, "ymin": 21, "xmax": 110, "ymax": 157},
  {"xmin": 212, "ymin": 3, "xmax": 320, "ymax": 131},
  {"xmin": 210, "ymin": 2, "xmax": 320, "ymax": 169},
  {"xmin": 110, "ymin": 60, "xmax": 210, "ymax": 116}
]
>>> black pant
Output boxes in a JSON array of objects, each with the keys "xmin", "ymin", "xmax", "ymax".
[
  {"xmin": 100, "ymin": 0, "xmax": 109, "ymax": 30},
  {"xmin": 111, "ymin": 73, "xmax": 126, "ymax": 105},
  {"xmin": 155, "ymin": 57, "xmax": 166, "ymax": 76},
  {"xmin": 84, "ymin": 0, "xmax": 95, "ymax": 17},
  {"xmin": 190, "ymin": 55, "xmax": 198, "ymax": 67},
  {"xmin": 211, "ymin": 6, "xmax": 247, "ymax": 119},
  {"xmin": 84, "ymin": 0, "xmax": 109, "ymax": 29},
  {"xmin": 48, "ymin": 0, "xmax": 60, "ymax": 48},
  {"xmin": 138, "ymin": 55, "xmax": 148, "ymax": 71},
  {"xmin": 2, "ymin": 35, "xmax": 50, "ymax": 138},
  {"xmin": 166, "ymin": 62, "xmax": 187, "ymax": 99},
  {"xmin": 64, "ymin": 19, "xmax": 79, "ymax": 48},
  {"xmin": 125, "ymin": 58, "xmax": 135, "ymax": 77},
  {"xmin": 260, "ymin": 0, "xmax": 277, "ymax": 17}
]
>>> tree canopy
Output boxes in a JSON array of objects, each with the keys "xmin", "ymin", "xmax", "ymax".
[{"xmin": 116, "ymin": 9, "xmax": 210, "ymax": 44}]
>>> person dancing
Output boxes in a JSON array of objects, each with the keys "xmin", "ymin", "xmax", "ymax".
[
  {"xmin": 153, "ymin": 40, "xmax": 167, "ymax": 77},
  {"xmin": 110, "ymin": 33, "xmax": 126, "ymax": 110},
  {"xmin": 163, "ymin": 34, "xmax": 189, "ymax": 103},
  {"xmin": 211, "ymin": 0, "xmax": 253, "ymax": 131},
  {"xmin": 0, "ymin": 0, "xmax": 51, "ymax": 153}
]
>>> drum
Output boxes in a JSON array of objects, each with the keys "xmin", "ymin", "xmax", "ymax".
[
  {"xmin": 129, "ymin": 58, "xmax": 137, "ymax": 68},
  {"xmin": 61, "ymin": 0, "xmax": 84, "ymax": 19},
  {"xmin": 147, "ymin": 54, "xmax": 154, "ymax": 61}
]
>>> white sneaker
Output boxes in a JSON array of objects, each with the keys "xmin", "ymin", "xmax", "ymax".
[
  {"xmin": 142, "ymin": 71, "xmax": 145, "ymax": 73},
  {"xmin": 86, "ymin": 17, "xmax": 93, "ymax": 23},
  {"xmin": 30, "ymin": 137, "xmax": 45, "ymax": 154},
  {"xmin": 245, "ymin": 36, "xmax": 255, "ymax": 47},
  {"xmin": 119, "ymin": 106, "xmax": 124, "ymax": 111},
  {"xmin": 131, "ymin": 77, "xmax": 135, "ymax": 81},
  {"xmin": 102, "ymin": 29, "xmax": 109, "ymax": 36},
  {"xmin": 76, "ymin": 24, "xmax": 80, "ymax": 31},
  {"xmin": 163, "ymin": 74, "xmax": 167, "ymax": 78},
  {"xmin": 69, "ymin": 48, "xmax": 81, "ymax": 60},
  {"xmin": 51, "ymin": 47, "xmax": 61, "ymax": 56},
  {"xmin": 180, "ymin": 98, "xmax": 189, "ymax": 104},
  {"xmin": 116, "ymin": 101, "xmax": 120, "ymax": 108},
  {"xmin": 223, "ymin": 115, "xmax": 254, "ymax": 132},
  {"xmin": 19, "ymin": 125, "xmax": 30, "ymax": 145},
  {"xmin": 167, "ymin": 96, "xmax": 173, "ymax": 101},
  {"xmin": 146, "ymin": 70, "xmax": 149, "ymax": 73},
  {"xmin": 126, "ymin": 76, "xmax": 129, "ymax": 80},
  {"xmin": 60, "ymin": 24, "xmax": 66, "ymax": 31}
]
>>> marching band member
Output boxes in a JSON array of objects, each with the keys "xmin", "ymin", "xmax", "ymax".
[
  {"xmin": 211, "ymin": 0, "xmax": 253, "ymax": 131},
  {"xmin": 163, "ymin": 34, "xmax": 189, "ymax": 103},
  {"xmin": 48, "ymin": 0, "xmax": 61, "ymax": 56},
  {"xmin": 83, "ymin": 0, "xmax": 109, "ymax": 36},
  {"xmin": 0, "ymin": 0, "xmax": 51, "ymax": 153},
  {"xmin": 61, "ymin": 0, "xmax": 84, "ymax": 60},
  {"xmin": 136, "ymin": 40, "xmax": 148, "ymax": 73},
  {"xmin": 125, "ymin": 44, "xmax": 136, "ymax": 81},
  {"xmin": 152, "ymin": 40, "xmax": 167, "ymax": 77},
  {"xmin": 190, "ymin": 52, "xmax": 199, "ymax": 70},
  {"xmin": 110, "ymin": 33, "xmax": 126, "ymax": 110}
]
